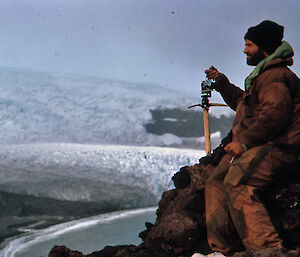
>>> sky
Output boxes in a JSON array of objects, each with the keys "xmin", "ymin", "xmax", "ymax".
[{"xmin": 0, "ymin": 0, "xmax": 300, "ymax": 100}]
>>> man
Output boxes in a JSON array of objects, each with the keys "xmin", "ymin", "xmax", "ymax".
[{"xmin": 203, "ymin": 20, "xmax": 300, "ymax": 256}]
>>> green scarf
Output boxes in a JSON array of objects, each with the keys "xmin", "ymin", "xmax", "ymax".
[{"xmin": 244, "ymin": 41, "xmax": 294, "ymax": 92}]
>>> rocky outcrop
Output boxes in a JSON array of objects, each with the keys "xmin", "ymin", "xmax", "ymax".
[
  {"xmin": 49, "ymin": 163, "xmax": 300, "ymax": 257},
  {"xmin": 49, "ymin": 246, "xmax": 300, "ymax": 257}
]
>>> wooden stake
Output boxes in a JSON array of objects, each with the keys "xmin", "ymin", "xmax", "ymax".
[{"xmin": 203, "ymin": 108, "xmax": 211, "ymax": 155}]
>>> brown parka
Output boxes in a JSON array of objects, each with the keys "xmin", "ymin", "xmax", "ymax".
[
  {"xmin": 205, "ymin": 56, "xmax": 300, "ymax": 255},
  {"xmin": 215, "ymin": 56, "xmax": 300, "ymax": 152}
]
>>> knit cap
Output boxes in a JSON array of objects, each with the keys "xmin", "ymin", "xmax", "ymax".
[{"xmin": 244, "ymin": 20, "xmax": 284, "ymax": 54}]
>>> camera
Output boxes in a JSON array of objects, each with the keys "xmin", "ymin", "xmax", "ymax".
[{"xmin": 201, "ymin": 79, "xmax": 216, "ymax": 98}]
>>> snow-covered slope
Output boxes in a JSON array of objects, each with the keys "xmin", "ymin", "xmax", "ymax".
[
  {"xmin": 0, "ymin": 143, "xmax": 205, "ymax": 208},
  {"xmin": 0, "ymin": 68, "xmax": 232, "ymax": 147}
]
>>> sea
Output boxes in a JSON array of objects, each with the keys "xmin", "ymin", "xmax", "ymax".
[{"xmin": 0, "ymin": 207, "xmax": 157, "ymax": 257}]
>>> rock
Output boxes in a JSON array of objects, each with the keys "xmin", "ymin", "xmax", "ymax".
[
  {"xmin": 49, "ymin": 245, "xmax": 300, "ymax": 257},
  {"xmin": 49, "ymin": 245, "xmax": 84, "ymax": 257},
  {"xmin": 49, "ymin": 163, "xmax": 300, "ymax": 257},
  {"xmin": 140, "ymin": 164, "xmax": 214, "ymax": 256},
  {"xmin": 259, "ymin": 180, "xmax": 300, "ymax": 248}
]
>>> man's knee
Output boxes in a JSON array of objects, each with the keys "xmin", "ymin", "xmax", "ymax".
[
  {"xmin": 205, "ymin": 174, "xmax": 223, "ymax": 193},
  {"xmin": 222, "ymin": 146, "xmax": 268, "ymax": 191},
  {"xmin": 204, "ymin": 177, "xmax": 216, "ymax": 199},
  {"xmin": 223, "ymin": 166, "xmax": 241, "ymax": 195}
]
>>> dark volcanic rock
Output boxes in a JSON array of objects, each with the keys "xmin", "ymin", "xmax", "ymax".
[
  {"xmin": 140, "ymin": 164, "xmax": 214, "ymax": 256},
  {"xmin": 49, "ymin": 245, "xmax": 84, "ymax": 257},
  {"xmin": 49, "ymin": 164, "xmax": 300, "ymax": 257}
]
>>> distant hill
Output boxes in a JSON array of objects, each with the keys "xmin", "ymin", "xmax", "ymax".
[{"xmin": 145, "ymin": 108, "xmax": 233, "ymax": 147}]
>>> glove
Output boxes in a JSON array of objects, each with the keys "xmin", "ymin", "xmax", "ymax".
[{"xmin": 199, "ymin": 131, "xmax": 232, "ymax": 166}]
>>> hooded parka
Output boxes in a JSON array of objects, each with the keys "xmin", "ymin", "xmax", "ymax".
[{"xmin": 205, "ymin": 42, "xmax": 300, "ymax": 255}]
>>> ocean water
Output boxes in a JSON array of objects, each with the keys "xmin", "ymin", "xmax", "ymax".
[{"xmin": 1, "ymin": 207, "xmax": 157, "ymax": 257}]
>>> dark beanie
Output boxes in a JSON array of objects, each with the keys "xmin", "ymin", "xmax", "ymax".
[{"xmin": 244, "ymin": 20, "xmax": 284, "ymax": 54}]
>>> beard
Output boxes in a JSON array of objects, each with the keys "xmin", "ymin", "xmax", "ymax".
[{"xmin": 246, "ymin": 48, "xmax": 266, "ymax": 66}]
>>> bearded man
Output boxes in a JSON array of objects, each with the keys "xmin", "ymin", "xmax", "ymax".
[{"xmin": 203, "ymin": 20, "xmax": 300, "ymax": 256}]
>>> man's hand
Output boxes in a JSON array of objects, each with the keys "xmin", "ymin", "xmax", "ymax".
[
  {"xmin": 205, "ymin": 66, "xmax": 220, "ymax": 80},
  {"xmin": 224, "ymin": 142, "xmax": 245, "ymax": 157}
]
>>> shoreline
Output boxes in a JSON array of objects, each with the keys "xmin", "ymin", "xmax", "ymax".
[
  {"xmin": 0, "ymin": 190, "xmax": 157, "ymax": 252},
  {"xmin": 0, "ymin": 207, "xmax": 157, "ymax": 257},
  {"xmin": 0, "ymin": 215, "xmax": 79, "ymax": 245}
]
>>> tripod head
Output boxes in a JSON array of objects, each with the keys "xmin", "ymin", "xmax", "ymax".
[{"xmin": 201, "ymin": 79, "xmax": 216, "ymax": 98}]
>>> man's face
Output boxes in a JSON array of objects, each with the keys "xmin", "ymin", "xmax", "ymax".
[{"xmin": 244, "ymin": 39, "xmax": 266, "ymax": 66}]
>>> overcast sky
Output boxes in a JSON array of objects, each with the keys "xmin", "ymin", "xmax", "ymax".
[{"xmin": 0, "ymin": 0, "xmax": 300, "ymax": 99}]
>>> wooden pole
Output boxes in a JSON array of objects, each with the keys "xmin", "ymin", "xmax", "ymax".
[
  {"xmin": 203, "ymin": 108, "xmax": 211, "ymax": 155},
  {"xmin": 189, "ymin": 98, "xmax": 226, "ymax": 155}
]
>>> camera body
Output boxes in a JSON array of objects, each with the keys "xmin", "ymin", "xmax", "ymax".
[{"xmin": 201, "ymin": 79, "xmax": 216, "ymax": 98}]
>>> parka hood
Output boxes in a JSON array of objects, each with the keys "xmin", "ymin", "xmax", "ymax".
[{"xmin": 245, "ymin": 41, "xmax": 294, "ymax": 91}]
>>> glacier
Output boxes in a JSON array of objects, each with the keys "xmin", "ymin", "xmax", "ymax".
[
  {"xmin": 0, "ymin": 67, "xmax": 228, "ymax": 207},
  {"xmin": 0, "ymin": 67, "xmax": 232, "ymax": 146},
  {"xmin": 0, "ymin": 67, "xmax": 236, "ymax": 216},
  {"xmin": 0, "ymin": 143, "xmax": 205, "ymax": 208}
]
